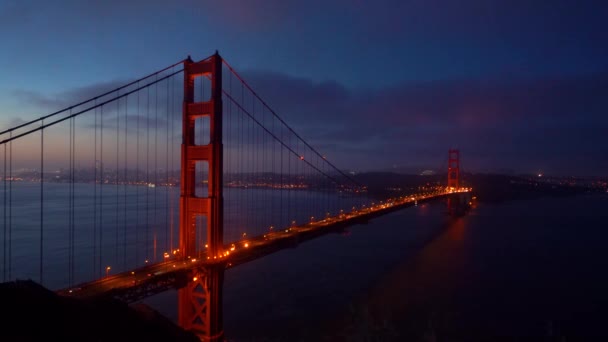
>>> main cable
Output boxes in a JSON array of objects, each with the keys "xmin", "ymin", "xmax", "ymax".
[
  {"xmin": 223, "ymin": 92, "xmax": 346, "ymax": 187},
  {"xmin": 222, "ymin": 59, "xmax": 362, "ymax": 188},
  {"xmin": 0, "ymin": 69, "xmax": 184, "ymax": 146},
  {"xmin": 0, "ymin": 60, "xmax": 186, "ymax": 136}
]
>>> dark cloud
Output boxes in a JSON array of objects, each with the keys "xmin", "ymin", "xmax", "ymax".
[
  {"xmin": 8, "ymin": 117, "xmax": 29, "ymax": 127},
  {"xmin": 11, "ymin": 64, "xmax": 607, "ymax": 176},
  {"xmin": 14, "ymin": 80, "xmax": 129, "ymax": 111},
  {"xmin": 8, "ymin": 73, "xmax": 184, "ymax": 147},
  {"xmin": 240, "ymin": 70, "xmax": 608, "ymax": 176}
]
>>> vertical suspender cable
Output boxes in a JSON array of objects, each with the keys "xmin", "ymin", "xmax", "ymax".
[
  {"xmin": 3, "ymin": 144, "xmax": 6, "ymax": 282},
  {"xmin": 165, "ymin": 77, "xmax": 170, "ymax": 255},
  {"xmin": 226, "ymin": 72, "xmax": 232, "ymax": 242},
  {"xmin": 261, "ymin": 106, "xmax": 266, "ymax": 231},
  {"xmin": 93, "ymin": 104, "xmax": 97, "ymax": 276},
  {"xmin": 68, "ymin": 111, "xmax": 73, "ymax": 286},
  {"xmin": 40, "ymin": 120, "xmax": 44, "ymax": 284},
  {"xmin": 146, "ymin": 85, "xmax": 150, "ymax": 262},
  {"xmin": 240, "ymin": 83, "xmax": 244, "ymax": 239},
  {"xmin": 246, "ymin": 90, "xmax": 250, "ymax": 233},
  {"xmin": 250, "ymin": 94, "xmax": 254, "ymax": 233},
  {"xmin": 199, "ymin": 78, "xmax": 203, "ymax": 249},
  {"xmin": 271, "ymin": 109, "xmax": 275, "ymax": 231},
  {"xmin": 116, "ymin": 93, "xmax": 120, "ymax": 267},
  {"xmin": 72, "ymin": 114, "xmax": 76, "ymax": 285},
  {"xmin": 136, "ymin": 83, "xmax": 140, "ymax": 267},
  {"xmin": 154, "ymin": 78, "xmax": 158, "ymax": 261},
  {"xmin": 252, "ymin": 97, "xmax": 256, "ymax": 232},
  {"xmin": 279, "ymin": 121, "xmax": 291, "ymax": 228},
  {"xmin": 124, "ymin": 95, "xmax": 128, "ymax": 269},
  {"xmin": 100, "ymin": 105, "xmax": 104, "ymax": 278},
  {"xmin": 7, "ymin": 132, "xmax": 11, "ymax": 280},
  {"xmin": 241, "ymin": 86, "xmax": 246, "ymax": 237},
  {"xmin": 68, "ymin": 115, "xmax": 72, "ymax": 285},
  {"xmin": 170, "ymin": 72, "xmax": 175, "ymax": 252}
]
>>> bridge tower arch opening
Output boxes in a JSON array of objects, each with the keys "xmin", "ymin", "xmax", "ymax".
[{"xmin": 179, "ymin": 51, "xmax": 224, "ymax": 341}]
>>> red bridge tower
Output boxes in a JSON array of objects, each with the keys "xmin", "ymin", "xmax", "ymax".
[
  {"xmin": 179, "ymin": 52, "xmax": 224, "ymax": 341},
  {"xmin": 448, "ymin": 149, "xmax": 460, "ymax": 189}
]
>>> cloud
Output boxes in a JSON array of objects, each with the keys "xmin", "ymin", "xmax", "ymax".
[
  {"xmin": 7, "ymin": 72, "xmax": 185, "ymax": 150},
  {"xmin": 13, "ymin": 80, "xmax": 132, "ymax": 111},
  {"xmin": 237, "ymin": 69, "xmax": 608, "ymax": 176},
  {"xmin": 8, "ymin": 117, "xmax": 29, "ymax": 127},
  {"xmin": 200, "ymin": 0, "xmax": 291, "ymax": 31},
  {"xmin": 12, "ymin": 66, "xmax": 608, "ymax": 176}
]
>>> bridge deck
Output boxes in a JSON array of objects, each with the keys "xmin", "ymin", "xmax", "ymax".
[{"xmin": 57, "ymin": 190, "xmax": 469, "ymax": 302}]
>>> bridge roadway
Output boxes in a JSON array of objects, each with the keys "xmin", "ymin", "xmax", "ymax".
[{"xmin": 57, "ymin": 189, "xmax": 470, "ymax": 302}]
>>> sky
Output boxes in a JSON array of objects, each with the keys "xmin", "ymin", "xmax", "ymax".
[{"xmin": 0, "ymin": 0, "xmax": 607, "ymax": 176}]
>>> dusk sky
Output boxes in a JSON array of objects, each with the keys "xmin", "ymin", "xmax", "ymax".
[{"xmin": 1, "ymin": 1, "xmax": 607, "ymax": 176}]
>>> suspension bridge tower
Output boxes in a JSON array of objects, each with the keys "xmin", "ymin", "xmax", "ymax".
[
  {"xmin": 178, "ymin": 51, "xmax": 224, "ymax": 341},
  {"xmin": 446, "ymin": 148, "xmax": 472, "ymax": 216},
  {"xmin": 448, "ymin": 149, "xmax": 460, "ymax": 189}
]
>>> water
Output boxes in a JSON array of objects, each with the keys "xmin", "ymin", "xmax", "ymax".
[
  {"xmin": 147, "ymin": 193, "xmax": 606, "ymax": 340},
  {"xmin": 3, "ymin": 182, "xmax": 608, "ymax": 340},
  {"xmin": 0, "ymin": 181, "xmax": 364, "ymax": 289}
]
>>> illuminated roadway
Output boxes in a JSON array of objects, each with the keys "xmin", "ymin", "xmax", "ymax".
[{"xmin": 57, "ymin": 189, "xmax": 471, "ymax": 302}]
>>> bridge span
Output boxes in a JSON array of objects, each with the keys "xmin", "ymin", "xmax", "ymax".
[
  {"xmin": 1, "ymin": 51, "xmax": 472, "ymax": 341},
  {"xmin": 58, "ymin": 189, "xmax": 471, "ymax": 302}
]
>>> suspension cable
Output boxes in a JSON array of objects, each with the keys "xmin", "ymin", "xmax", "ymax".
[
  {"xmin": 99, "ymin": 105, "xmax": 104, "ymax": 278},
  {"xmin": 115, "ymin": 91, "xmax": 120, "ymax": 267},
  {"xmin": 223, "ymin": 92, "xmax": 346, "ymax": 187},
  {"xmin": 2, "ymin": 144, "xmax": 6, "ymax": 282},
  {"xmin": 135, "ymin": 81, "xmax": 140, "ymax": 267},
  {"xmin": 0, "ymin": 69, "xmax": 184, "ymax": 146},
  {"xmin": 40, "ymin": 120, "xmax": 44, "ymax": 284},
  {"xmin": 123, "ymin": 94, "xmax": 128, "ymax": 270},
  {"xmin": 221, "ymin": 58, "xmax": 362, "ymax": 188},
  {"xmin": 93, "ymin": 102, "xmax": 97, "ymax": 277},
  {"xmin": 0, "ymin": 60, "xmax": 186, "ymax": 136}
]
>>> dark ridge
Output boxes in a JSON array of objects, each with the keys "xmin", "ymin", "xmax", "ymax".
[
  {"xmin": 353, "ymin": 172, "xmax": 442, "ymax": 197},
  {"xmin": 0, "ymin": 280, "xmax": 198, "ymax": 341},
  {"xmin": 352, "ymin": 171, "xmax": 600, "ymax": 202},
  {"xmin": 466, "ymin": 173, "xmax": 594, "ymax": 203}
]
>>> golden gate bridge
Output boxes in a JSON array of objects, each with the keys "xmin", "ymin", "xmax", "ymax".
[{"xmin": 0, "ymin": 52, "xmax": 471, "ymax": 341}]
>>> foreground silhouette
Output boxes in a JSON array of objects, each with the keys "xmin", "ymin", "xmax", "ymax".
[{"xmin": 0, "ymin": 280, "xmax": 197, "ymax": 341}]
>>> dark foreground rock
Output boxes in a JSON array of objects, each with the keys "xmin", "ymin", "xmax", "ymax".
[{"xmin": 0, "ymin": 280, "xmax": 198, "ymax": 342}]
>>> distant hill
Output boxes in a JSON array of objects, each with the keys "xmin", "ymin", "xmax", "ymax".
[
  {"xmin": 352, "ymin": 172, "xmax": 443, "ymax": 197},
  {"xmin": 351, "ymin": 171, "xmax": 594, "ymax": 202}
]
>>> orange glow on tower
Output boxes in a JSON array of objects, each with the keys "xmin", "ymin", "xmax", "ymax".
[
  {"xmin": 448, "ymin": 149, "xmax": 460, "ymax": 189},
  {"xmin": 178, "ymin": 52, "xmax": 224, "ymax": 341}
]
